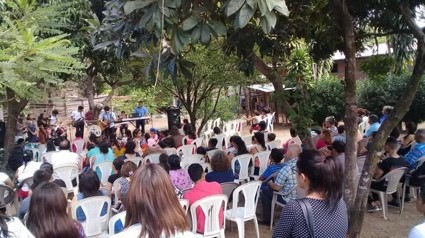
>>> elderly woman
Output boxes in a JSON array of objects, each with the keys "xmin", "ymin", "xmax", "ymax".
[{"xmin": 206, "ymin": 150, "xmax": 234, "ymax": 183}]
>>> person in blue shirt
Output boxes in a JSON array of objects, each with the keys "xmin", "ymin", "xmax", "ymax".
[
  {"xmin": 205, "ymin": 150, "xmax": 234, "ymax": 183},
  {"xmin": 404, "ymin": 129, "xmax": 425, "ymax": 169},
  {"xmin": 364, "ymin": 114, "xmax": 380, "ymax": 138},
  {"xmin": 134, "ymin": 100, "xmax": 149, "ymax": 134},
  {"xmin": 380, "ymin": 105, "xmax": 393, "ymax": 124}
]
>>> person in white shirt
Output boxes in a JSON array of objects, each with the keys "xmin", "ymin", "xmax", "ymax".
[
  {"xmin": 98, "ymin": 106, "xmax": 116, "ymax": 139},
  {"xmin": 71, "ymin": 106, "xmax": 85, "ymax": 139},
  {"xmin": 409, "ymin": 184, "xmax": 425, "ymax": 238},
  {"xmin": 48, "ymin": 139, "xmax": 81, "ymax": 170},
  {"xmin": 16, "ymin": 150, "xmax": 42, "ymax": 199},
  {"xmin": 0, "ymin": 210, "xmax": 34, "ymax": 238}
]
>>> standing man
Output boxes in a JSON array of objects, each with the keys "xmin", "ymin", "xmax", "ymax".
[
  {"xmin": 99, "ymin": 106, "xmax": 116, "ymax": 139},
  {"xmin": 134, "ymin": 100, "xmax": 149, "ymax": 134},
  {"xmin": 71, "ymin": 106, "xmax": 85, "ymax": 139}
]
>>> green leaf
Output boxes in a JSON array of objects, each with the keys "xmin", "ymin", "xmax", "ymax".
[
  {"xmin": 200, "ymin": 23, "xmax": 211, "ymax": 44},
  {"xmin": 190, "ymin": 26, "xmax": 201, "ymax": 41},
  {"xmin": 208, "ymin": 21, "xmax": 227, "ymax": 36},
  {"xmin": 226, "ymin": 0, "xmax": 245, "ymax": 17},
  {"xmin": 237, "ymin": 4, "xmax": 255, "ymax": 28},
  {"xmin": 257, "ymin": 0, "xmax": 268, "ymax": 16},
  {"xmin": 246, "ymin": 0, "xmax": 257, "ymax": 8},
  {"xmin": 265, "ymin": 0, "xmax": 275, "ymax": 11},
  {"xmin": 264, "ymin": 11, "xmax": 277, "ymax": 29},
  {"xmin": 182, "ymin": 16, "xmax": 200, "ymax": 31},
  {"xmin": 260, "ymin": 17, "xmax": 271, "ymax": 34},
  {"xmin": 274, "ymin": 1, "xmax": 289, "ymax": 16},
  {"xmin": 124, "ymin": 0, "xmax": 155, "ymax": 15}
]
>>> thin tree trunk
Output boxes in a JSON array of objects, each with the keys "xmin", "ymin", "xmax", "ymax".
[
  {"xmin": 83, "ymin": 74, "xmax": 96, "ymax": 113},
  {"xmin": 3, "ymin": 88, "xmax": 28, "ymax": 167}
]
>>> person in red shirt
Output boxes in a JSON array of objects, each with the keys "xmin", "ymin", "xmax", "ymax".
[{"xmin": 183, "ymin": 163, "xmax": 224, "ymax": 234}]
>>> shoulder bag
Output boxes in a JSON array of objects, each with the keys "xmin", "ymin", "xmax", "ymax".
[{"xmin": 297, "ymin": 198, "xmax": 315, "ymax": 238}]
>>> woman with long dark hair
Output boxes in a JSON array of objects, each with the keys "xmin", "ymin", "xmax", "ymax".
[
  {"xmin": 0, "ymin": 204, "xmax": 34, "ymax": 237},
  {"xmin": 272, "ymin": 150, "xmax": 348, "ymax": 237},
  {"xmin": 111, "ymin": 164, "xmax": 192, "ymax": 237},
  {"xmin": 27, "ymin": 182, "xmax": 85, "ymax": 238},
  {"xmin": 228, "ymin": 136, "xmax": 249, "ymax": 159},
  {"xmin": 37, "ymin": 112, "xmax": 49, "ymax": 145}
]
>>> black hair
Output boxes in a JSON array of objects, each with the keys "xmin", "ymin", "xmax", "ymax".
[
  {"xmin": 196, "ymin": 147, "xmax": 207, "ymax": 155},
  {"xmin": 230, "ymin": 136, "xmax": 249, "ymax": 155},
  {"xmin": 390, "ymin": 127, "xmax": 400, "ymax": 139},
  {"xmin": 125, "ymin": 140, "xmax": 136, "ymax": 154},
  {"xmin": 259, "ymin": 121, "xmax": 267, "ymax": 131},
  {"xmin": 369, "ymin": 114, "xmax": 379, "ymax": 123},
  {"xmin": 52, "ymin": 109, "xmax": 58, "ymax": 115},
  {"xmin": 144, "ymin": 133, "xmax": 150, "ymax": 141},
  {"xmin": 296, "ymin": 150, "xmax": 344, "ymax": 205},
  {"xmin": 208, "ymin": 138, "xmax": 218, "ymax": 148},
  {"xmin": 331, "ymin": 141, "xmax": 345, "ymax": 153},
  {"xmin": 78, "ymin": 106, "xmax": 83, "ymax": 110},
  {"xmin": 78, "ymin": 171, "xmax": 102, "ymax": 197},
  {"xmin": 267, "ymin": 133, "xmax": 276, "ymax": 141},
  {"xmin": 88, "ymin": 133, "xmax": 97, "ymax": 143},
  {"xmin": 86, "ymin": 143, "xmax": 95, "ymax": 151},
  {"xmin": 58, "ymin": 139, "xmax": 70, "ymax": 150},
  {"xmin": 168, "ymin": 154, "xmax": 181, "ymax": 170},
  {"xmin": 405, "ymin": 122, "xmax": 417, "ymax": 135},
  {"xmin": 188, "ymin": 163, "xmax": 203, "ymax": 182},
  {"xmin": 31, "ymin": 169, "xmax": 52, "ymax": 190},
  {"xmin": 99, "ymin": 141, "xmax": 109, "ymax": 154},
  {"xmin": 385, "ymin": 136, "xmax": 399, "ymax": 150},
  {"xmin": 46, "ymin": 140, "xmax": 56, "ymax": 152},
  {"xmin": 337, "ymin": 125, "xmax": 345, "ymax": 134},
  {"xmin": 213, "ymin": 127, "xmax": 221, "ymax": 134},
  {"xmin": 158, "ymin": 153, "xmax": 170, "ymax": 173},
  {"xmin": 22, "ymin": 150, "xmax": 33, "ymax": 165},
  {"xmin": 183, "ymin": 119, "xmax": 189, "ymax": 124},
  {"xmin": 40, "ymin": 162, "xmax": 54, "ymax": 174},
  {"xmin": 270, "ymin": 148, "xmax": 284, "ymax": 163},
  {"xmin": 253, "ymin": 132, "xmax": 266, "ymax": 150},
  {"xmin": 113, "ymin": 159, "xmax": 124, "ymax": 174},
  {"xmin": 104, "ymin": 106, "xmax": 110, "ymax": 111},
  {"xmin": 290, "ymin": 128, "xmax": 297, "ymax": 138},
  {"xmin": 158, "ymin": 141, "xmax": 167, "ymax": 149}
]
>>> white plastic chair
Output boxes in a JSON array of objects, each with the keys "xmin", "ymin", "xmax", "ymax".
[
  {"xmin": 231, "ymin": 154, "xmax": 253, "ymax": 183},
  {"xmin": 191, "ymin": 137, "xmax": 204, "ymax": 148},
  {"xmin": 93, "ymin": 162, "xmax": 113, "ymax": 187},
  {"xmin": 144, "ymin": 153, "xmax": 161, "ymax": 164},
  {"xmin": 71, "ymin": 139, "xmax": 86, "ymax": 155},
  {"xmin": 72, "ymin": 196, "xmax": 111, "ymax": 237},
  {"xmin": 164, "ymin": 147, "xmax": 177, "ymax": 156},
  {"xmin": 200, "ymin": 163, "xmax": 212, "ymax": 173},
  {"xmin": 212, "ymin": 134, "xmax": 226, "ymax": 149},
  {"xmin": 190, "ymin": 194, "xmax": 228, "ymax": 238},
  {"xmin": 88, "ymin": 125, "xmax": 102, "ymax": 137},
  {"xmin": 251, "ymin": 151, "xmax": 271, "ymax": 179},
  {"xmin": 370, "ymin": 167, "xmax": 408, "ymax": 219},
  {"xmin": 177, "ymin": 145, "xmax": 196, "ymax": 157},
  {"xmin": 124, "ymin": 157, "xmax": 144, "ymax": 167},
  {"xmin": 213, "ymin": 118, "xmax": 221, "ymax": 129},
  {"xmin": 225, "ymin": 181, "xmax": 261, "ymax": 238},
  {"xmin": 206, "ymin": 149, "xmax": 219, "ymax": 161},
  {"xmin": 53, "ymin": 163, "xmax": 79, "ymax": 195},
  {"xmin": 270, "ymin": 186, "xmax": 305, "ymax": 230},
  {"xmin": 266, "ymin": 140, "xmax": 281, "ymax": 150},
  {"xmin": 179, "ymin": 199, "xmax": 189, "ymax": 214},
  {"xmin": 182, "ymin": 135, "xmax": 190, "ymax": 145},
  {"xmin": 109, "ymin": 211, "xmax": 126, "ymax": 235},
  {"xmin": 181, "ymin": 154, "xmax": 204, "ymax": 169},
  {"xmin": 0, "ymin": 185, "xmax": 15, "ymax": 216},
  {"xmin": 242, "ymin": 136, "xmax": 253, "ymax": 148},
  {"xmin": 220, "ymin": 182, "xmax": 238, "ymax": 207},
  {"xmin": 234, "ymin": 120, "xmax": 243, "ymax": 136}
]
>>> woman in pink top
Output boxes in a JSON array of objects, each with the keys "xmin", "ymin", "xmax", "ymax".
[
  {"xmin": 316, "ymin": 129, "xmax": 332, "ymax": 150},
  {"xmin": 168, "ymin": 155, "xmax": 193, "ymax": 191},
  {"xmin": 184, "ymin": 163, "xmax": 224, "ymax": 234}
]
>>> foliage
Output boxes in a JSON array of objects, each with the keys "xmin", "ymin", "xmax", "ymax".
[
  {"xmin": 360, "ymin": 55, "xmax": 395, "ymax": 79},
  {"xmin": 357, "ymin": 73, "xmax": 425, "ymax": 124},
  {"xmin": 209, "ymin": 94, "xmax": 242, "ymax": 123},
  {"xmin": 112, "ymin": 86, "xmax": 172, "ymax": 115},
  {"xmin": 310, "ymin": 76, "xmax": 345, "ymax": 124},
  {"xmin": 0, "ymin": 0, "xmax": 83, "ymax": 101}
]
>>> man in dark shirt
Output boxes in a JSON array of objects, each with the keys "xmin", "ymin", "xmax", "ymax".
[{"xmin": 368, "ymin": 137, "xmax": 406, "ymax": 211}]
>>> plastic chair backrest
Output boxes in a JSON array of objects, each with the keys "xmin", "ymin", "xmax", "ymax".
[
  {"xmin": 242, "ymin": 136, "xmax": 252, "ymax": 148},
  {"xmin": 88, "ymin": 125, "xmax": 102, "ymax": 137},
  {"xmin": 266, "ymin": 140, "xmax": 281, "ymax": 150},
  {"xmin": 181, "ymin": 154, "xmax": 203, "ymax": 169},
  {"xmin": 191, "ymin": 137, "xmax": 204, "ymax": 147},
  {"xmin": 200, "ymin": 163, "xmax": 212, "ymax": 173},
  {"xmin": 53, "ymin": 163, "xmax": 79, "ymax": 194},
  {"xmin": 0, "ymin": 185, "xmax": 15, "ymax": 207},
  {"xmin": 213, "ymin": 118, "xmax": 221, "ymax": 128},
  {"xmin": 72, "ymin": 196, "xmax": 111, "ymax": 236},
  {"xmin": 385, "ymin": 167, "xmax": 408, "ymax": 194},
  {"xmin": 124, "ymin": 157, "xmax": 144, "ymax": 167},
  {"xmin": 177, "ymin": 145, "xmax": 196, "ymax": 157},
  {"xmin": 220, "ymin": 182, "xmax": 238, "ymax": 201},
  {"xmin": 108, "ymin": 211, "xmax": 126, "ymax": 235},
  {"xmin": 190, "ymin": 194, "xmax": 228, "ymax": 237},
  {"xmin": 231, "ymin": 154, "xmax": 253, "ymax": 182},
  {"xmin": 182, "ymin": 136, "xmax": 189, "ymax": 145},
  {"xmin": 416, "ymin": 156, "xmax": 425, "ymax": 169},
  {"xmin": 212, "ymin": 134, "xmax": 225, "ymax": 149},
  {"xmin": 71, "ymin": 139, "xmax": 86, "ymax": 155},
  {"xmin": 230, "ymin": 181, "xmax": 261, "ymax": 219},
  {"xmin": 42, "ymin": 151, "xmax": 58, "ymax": 163},
  {"xmin": 20, "ymin": 177, "xmax": 34, "ymax": 189},
  {"xmin": 206, "ymin": 120, "xmax": 213, "ymax": 131},
  {"xmin": 164, "ymin": 147, "xmax": 178, "ymax": 156},
  {"xmin": 179, "ymin": 199, "xmax": 189, "ymax": 214},
  {"xmin": 144, "ymin": 153, "xmax": 161, "ymax": 164},
  {"xmin": 112, "ymin": 180, "xmax": 120, "ymax": 205},
  {"xmin": 206, "ymin": 149, "xmax": 219, "ymax": 160},
  {"xmin": 93, "ymin": 162, "xmax": 113, "ymax": 186},
  {"xmin": 358, "ymin": 121, "xmax": 366, "ymax": 134},
  {"xmin": 253, "ymin": 151, "xmax": 271, "ymax": 176}
]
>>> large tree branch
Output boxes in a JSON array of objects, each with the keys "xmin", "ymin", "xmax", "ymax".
[{"xmin": 249, "ymin": 53, "xmax": 274, "ymax": 80}]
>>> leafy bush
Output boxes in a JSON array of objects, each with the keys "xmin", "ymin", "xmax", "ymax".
[
  {"xmin": 309, "ymin": 76, "xmax": 345, "ymax": 124},
  {"xmin": 357, "ymin": 73, "xmax": 425, "ymax": 123}
]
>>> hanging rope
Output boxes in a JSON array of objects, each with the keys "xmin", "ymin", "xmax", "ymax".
[{"xmin": 154, "ymin": 0, "xmax": 165, "ymax": 89}]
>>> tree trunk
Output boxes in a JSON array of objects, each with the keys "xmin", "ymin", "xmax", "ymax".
[
  {"xmin": 83, "ymin": 74, "xmax": 96, "ymax": 113},
  {"xmin": 3, "ymin": 88, "xmax": 28, "ymax": 167},
  {"xmin": 346, "ymin": 1, "xmax": 425, "ymax": 236}
]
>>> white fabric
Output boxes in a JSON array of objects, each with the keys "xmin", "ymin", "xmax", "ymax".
[
  {"xmin": 409, "ymin": 221, "xmax": 425, "ymax": 238},
  {"xmin": 50, "ymin": 150, "xmax": 80, "ymax": 167},
  {"xmin": 17, "ymin": 161, "xmax": 42, "ymax": 191},
  {"xmin": 71, "ymin": 110, "xmax": 84, "ymax": 121},
  {"xmin": 110, "ymin": 224, "xmax": 194, "ymax": 238},
  {"xmin": 0, "ymin": 173, "xmax": 9, "ymax": 185},
  {"xmin": 1, "ymin": 217, "xmax": 34, "ymax": 238},
  {"xmin": 50, "ymin": 115, "xmax": 58, "ymax": 126}
]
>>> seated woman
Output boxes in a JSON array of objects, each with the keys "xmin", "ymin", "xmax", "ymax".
[
  {"xmin": 106, "ymin": 158, "xmax": 124, "ymax": 196},
  {"xmin": 27, "ymin": 182, "xmax": 85, "ymax": 237},
  {"xmin": 111, "ymin": 164, "xmax": 191, "ymax": 237},
  {"xmin": 250, "ymin": 132, "xmax": 267, "ymax": 175},
  {"xmin": 272, "ymin": 150, "xmax": 348, "ymax": 237},
  {"xmin": 206, "ymin": 150, "xmax": 234, "ymax": 183},
  {"xmin": 114, "ymin": 161, "xmax": 137, "ymax": 208},
  {"xmin": 315, "ymin": 129, "xmax": 332, "ymax": 150},
  {"xmin": 243, "ymin": 110, "xmax": 262, "ymax": 133},
  {"xmin": 399, "ymin": 121, "xmax": 417, "ymax": 156},
  {"xmin": 72, "ymin": 171, "xmax": 108, "ymax": 222},
  {"xmin": 91, "ymin": 141, "xmax": 115, "ymax": 167},
  {"xmin": 168, "ymin": 155, "xmax": 193, "ymax": 191},
  {"xmin": 283, "ymin": 128, "xmax": 302, "ymax": 153},
  {"xmin": 117, "ymin": 140, "xmax": 141, "ymax": 160},
  {"xmin": 16, "ymin": 150, "xmax": 42, "ymax": 200}
]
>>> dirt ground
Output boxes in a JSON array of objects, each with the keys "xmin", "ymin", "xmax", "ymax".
[{"xmin": 69, "ymin": 115, "xmax": 424, "ymax": 237}]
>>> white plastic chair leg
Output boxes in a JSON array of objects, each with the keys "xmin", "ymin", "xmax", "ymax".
[
  {"xmin": 379, "ymin": 191, "xmax": 388, "ymax": 220},
  {"xmin": 235, "ymin": 219, "xmax": 245, "ymax": 238},
  {"xmin": 219, "ymin": 229, "xmax": 225, "ymax": 238},
  {"xmin": 253, "ymin": 216, "xmax": 260, "ymax": 238},
  {"xmin": 270, "ymin": 195, "xmax": 276, "ymax": 230}
]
